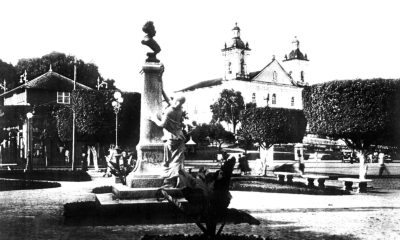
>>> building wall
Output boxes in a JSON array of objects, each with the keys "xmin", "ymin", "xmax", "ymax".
[
  {"xmin": 181, "ymin": 78, "xmax": 303, "ymax": 126},
  {"xmin": 282, "ymin": 59, "xmax": 309, "ymax": 84},
  {"xmin": 223, "ymin": 49, "xmax": 250, "ymax": 80}
]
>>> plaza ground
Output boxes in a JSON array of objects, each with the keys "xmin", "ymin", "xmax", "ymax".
[{"xmin": 0, "ymin": 163, "xmax": 400, "ymax": 240}]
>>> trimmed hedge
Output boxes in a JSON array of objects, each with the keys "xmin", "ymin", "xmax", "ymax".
[
  {"xmin": 0, "ymin": 170, "xmax": 91, "ymax": 181},
  {"xmin": 0, "ymin": 178, "xmax": 60, "ymax": 191},
  {"xmin": 92, "ymin": 185, "xmax": 112, "ymax": 194},
  {"xmin": 303, "ymin": 79, "xmax": 400, "ymax": 149},
  {"xmin": 239, "ymin": 107, "xmax": 307, "ymax": 149}
]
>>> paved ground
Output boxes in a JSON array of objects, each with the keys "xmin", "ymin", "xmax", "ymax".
[{"xmin": 0, "ymin": 170, "xmax": 399, "ymax": 240}]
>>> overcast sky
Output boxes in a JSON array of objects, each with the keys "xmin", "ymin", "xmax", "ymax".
[{"xmin": 1, "ymin": 0, "xmax": 399, "ymax": 94}]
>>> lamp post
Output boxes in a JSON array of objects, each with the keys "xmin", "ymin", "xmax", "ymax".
[
  {"xmin": 112, "ymin": 92, "xmax": 123, "ymax": 148},
  {"xmin": 25, "ymin": 112, "xmax": 33, "ymax": 172}
]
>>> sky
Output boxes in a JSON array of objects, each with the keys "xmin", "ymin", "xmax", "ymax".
[{"xmin": 1, "ymin": 0, "xmax": 400, "ymax": 94}]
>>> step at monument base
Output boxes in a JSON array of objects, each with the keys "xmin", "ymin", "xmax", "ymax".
[{"xmin": 112, "ymin": 183, "xmax": 183, "ymax": 199}]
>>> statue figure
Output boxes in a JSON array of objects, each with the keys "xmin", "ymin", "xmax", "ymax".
[
  {"xmin": 141, "ymin": 21, "xmax": 161, "ymax": 63},
  {"xmin": 150, "ymin": 96, "xmax": 186, "ymax": 188}
]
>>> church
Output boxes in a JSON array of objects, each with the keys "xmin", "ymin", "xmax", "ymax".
[{"xmin": 176, "ymin": 23, "xmax": 310, "ymax": 127}]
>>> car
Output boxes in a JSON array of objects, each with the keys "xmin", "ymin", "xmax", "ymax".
[
  {"xmin": 341, "ymin": 150, "xmax": 359, "ymax": 163},
  {"xmin": 384, "ymin": 154, "xmax": 393, "ymax": 163}
]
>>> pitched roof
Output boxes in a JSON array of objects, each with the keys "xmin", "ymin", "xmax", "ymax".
[
  {"xmin": 175, "ymin": 78, "xmax": 223, "ymax": 92},
  {"xmin": 252, "ymin": 59, "xmax": 296, "ymax": 84},
  {"xmin": 0, "ymin": 70, "xmax": 92, "ymax": 97}
]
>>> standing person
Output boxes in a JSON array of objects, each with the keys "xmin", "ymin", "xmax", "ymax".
[
  {"xmin": 378, "ymin": 152, "xmax": 389, "ymax": 177},
  {"xmin": 64, "ymin": 148, "xmax": 70, "ymax": 165},
  {"xmin": 103, "ymin": 144, "xmax": 117, "ymax": 177},
  {"xmin": 238, "ymin": 154, "xmax": 251, "ymax": 175},
  {"xmin": 297, "ymin": 150, "xmax": 305, "ymax": 175},
  {"xmin": 81, "ymin": 145, "xmax": 88, "ymax": 171},
  {"xmin": 150, "ymin": 96, "xmax": 186, "ymax": 188}
]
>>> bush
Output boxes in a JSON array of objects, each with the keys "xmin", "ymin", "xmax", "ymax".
[
  {"xmin": 0, "ymin": 170, "xmax": 91, "ymax": 181},
  {"xmin": 0, "ymin": 178, "xmax": 60, "ymax": 191}
]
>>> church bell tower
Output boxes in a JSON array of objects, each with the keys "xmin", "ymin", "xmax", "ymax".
[
  {"xmin": 282, "ymin": 36, "xmax": 309, "ymax": 85},
  {"xmin": 222, "ymin": 23, "xmax": 251, "ymax": 80}
]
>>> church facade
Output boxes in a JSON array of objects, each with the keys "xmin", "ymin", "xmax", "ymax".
[{"xmin": 176, "ymin": 23, "xmax": 310, "ymax": 127}]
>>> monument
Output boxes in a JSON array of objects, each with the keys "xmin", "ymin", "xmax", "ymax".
[{"xmin": 126, "ymin": 21, "xmax": 184, "ymax": 189}]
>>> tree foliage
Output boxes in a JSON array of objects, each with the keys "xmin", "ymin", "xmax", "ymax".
[
  {"xmin": 55, "ymin": 90, "xmax": 141, "ymax": 147},
  {"xmin": 302, "ymin": 79, "xmax": 400, "ymax": 151},
  {"xmin": 14, "ymin": 52, "xmax": 116, "ymax": 90},
  {"xmin": 208, "ymin": 123, "xmax": 235, "ymax": 151},
  {"xmin": 190, "ymin": 123, "xmax": 211, "ymax": 145},
  {"xmin": 210, "ymin": 89, "xmax": 245, "ymax": 133},
  {"xmin": 239, "ymin": 107, "xmax": 307, "ymax": 149},
  {"xmin": 0, "ymin": 59, "xmax": 18, "ymax": 90}
]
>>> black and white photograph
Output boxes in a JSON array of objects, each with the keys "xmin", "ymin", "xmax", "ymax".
[{"xmin": 0, "ymin": 0, "xmax": 399, "ymax": 239}]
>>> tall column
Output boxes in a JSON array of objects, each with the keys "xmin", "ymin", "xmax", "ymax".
[
  {"xmin": 139, "ymin": 62, "xmax": 164, "ymax": 144},
  {"xmin": 127, "ymin": 62, "xmax": 166, "ymax": 188}
]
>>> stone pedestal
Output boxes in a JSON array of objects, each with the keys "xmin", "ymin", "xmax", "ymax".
[{"xmin": 127, "ymin": 62, "xmax": 166, "ymax": 188}]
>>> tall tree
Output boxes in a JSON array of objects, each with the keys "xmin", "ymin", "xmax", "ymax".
[
  {"xmin": 56, "ymin": 89, "xmax": 141, "ymax": 149},
  {"xmin": 210, "ymin": 89, "xmax": 245, "ymax": 133},
  {"xmin": 208, "ymin": 123, "xmax": 235, "ymax": 152},
  {"xmin": 303, "ymin": 79, "xmax": 400, "ymax": 178},
  {"xmin": 239, "ymin": 107, "xmax": 307, "ymax": 150},
  {"xmin": 0, "ymin": 59, "xmax": 18, "ymax": 90},
  {"xmin": 14, "ymin": 52, "xmax": 107, "ymax": 89}
]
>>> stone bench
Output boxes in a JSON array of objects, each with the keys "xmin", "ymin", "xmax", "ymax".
[
  {"xmin": 273, "ymin": 172, "xmax": 301, "ymax": 184},
  {"xmin": 337, "ymin": 178, "xmax": 373, "ymax": 193},
  {"xmin": 301, "ymin": 174, "xmax": 330, "ymax": 188},
  {"xmin": 0, "ymin": 163, "xmax": 17, "ymax": 170}
]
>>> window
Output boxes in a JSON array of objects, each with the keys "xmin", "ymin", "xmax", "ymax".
[
  {"xmin": 252, "ymin": 93, "xmax": 256, "ymax": 103},
  {"xmin": 57, "ymin": 92, "xmax": 70, "ymax": 104},
  {"xmin": 291, "ymin": 97, "xmax": 295, "ymax": 106},
  {"xmin": 272, "ymin": 94, "xmax": 276, "ymax": 104},
  {"xmin": 228, "ymin": 62, "xmax": 232, "ymax": 74},
  {"xmin": 301, "ymin": 71, "xmax": 304, "ymax": 82},
  {"xmin": 273, "ymin": 71, "xmax": 277, "ymax": 81}
]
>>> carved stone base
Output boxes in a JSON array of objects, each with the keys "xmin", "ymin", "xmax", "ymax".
[{"xmin": 126, "ymin": 143, "xmax": 165, "ymax": 188}]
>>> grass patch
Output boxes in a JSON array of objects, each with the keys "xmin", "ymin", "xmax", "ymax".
[
  {"xmin": 0, "ymin": 178, "xmax": 60, "ymax": 191},
  {"xmin": 231, "ymin": 177, "xmax": 347, "ymax": 195},
  {"xmin": 64, "ymin": 201, "xmax": 98, "ymax": 217},
  {"xmin": 0, "ymin": 170, "xmax": 91, "ymax": 181}
]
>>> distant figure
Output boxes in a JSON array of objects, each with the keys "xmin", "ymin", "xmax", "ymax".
[
  {"xmin": 378, "ymin": 152, "xmax": 389, "ymax": 176},
  {"xmin": 104, "ymin": 145, "xmax": 119, "ymax": 177},
  {"xmin": 64, "ymin": 149, "xmax": 70, "ymax": 164},
  {"xmin": 81, "ymin": 145, "xmax": 88, "ymax": 172},
  {"xmin": 238, "ymin": 154, "xmax": 251, "ymax": 175},
  {"xmin": 297, "ymin": 150, "xmax": 305, "ymax": 174}
]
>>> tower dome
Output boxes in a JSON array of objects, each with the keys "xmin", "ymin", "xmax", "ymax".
[{"xmin": 285, "ymin": 36, "xmax": 308, "ymax": 61}]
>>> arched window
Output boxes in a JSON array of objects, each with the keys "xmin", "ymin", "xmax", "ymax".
[
  {"xmin": 252, "ymin": 93, "xmax": 256, "ymax": 103},
  {"xmin": 291, "ymin": 97, "xmax": 295, "ymax": 106},
  {"xmin": 273, "ymin": 71, "xmax": 277, "ymax": 81},
  {"xmin": 228, "ymin": 62, "xmax": 232, "ymax": 74},
  {"xmin": 272, "ymin": 94, "xmax": 276, "ymax": 104},
  {"xmin": 300, "ymin": 71, "xmax": 304, "ymax": 82}
]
